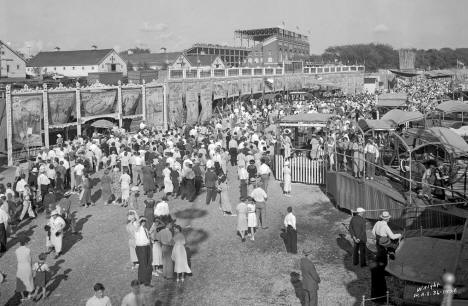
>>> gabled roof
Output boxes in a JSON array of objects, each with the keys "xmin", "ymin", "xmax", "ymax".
[
  {"xmin": 183, "ymin": 54, "xmax": 223, "ymax": 67},
  {"xmin": 27, "ymin": 49, "xmax": 115, "ymax": 67},
  {"xmin": 121, "ymin": 52, "xmax": 181, "ymax": 66},
  {"xmin": 0, "ymin": 40, "xmax": 26, "ymax": 62}
]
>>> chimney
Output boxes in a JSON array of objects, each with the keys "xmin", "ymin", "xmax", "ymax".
[
  {"xmin": 91, "ymin": 45, "xmax": 98, "ymax": 50},
  {"xmin": 54, "ymin": 47, "xmax": 60, "ymax": 51}
]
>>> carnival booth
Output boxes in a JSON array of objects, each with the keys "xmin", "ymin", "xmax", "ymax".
[
  {"xmin": 433, "ymin": 100, "xmax": 468, "ymax": 128},
  {"xmin": 376, "ymin": 92, "xmax": 408, "ymax": 118}
]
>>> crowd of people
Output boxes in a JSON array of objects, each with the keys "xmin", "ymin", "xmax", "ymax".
[{"xmin": 0, "ymin": 75, "xmax": 460, "ymax": 305}]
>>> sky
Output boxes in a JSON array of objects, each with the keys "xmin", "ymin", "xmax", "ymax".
[{"xmin": 1, "ymin": 0, "xmax": 468, "ymax": 56}]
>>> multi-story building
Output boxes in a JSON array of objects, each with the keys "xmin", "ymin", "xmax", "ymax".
[
  {"xmin": 0, "ymin": 40, "xmax": 26, "ymax": 79},
  {"xmin": 184, "ymin": 43, "xmax": 249, "ymax": 68},
  {"xmin": 27, "ymin": 48, "xmax": 127, "ymax": 78},
  {"xmin": 234, "ymin": 27, "xmax": 310, "ymax": 66}
]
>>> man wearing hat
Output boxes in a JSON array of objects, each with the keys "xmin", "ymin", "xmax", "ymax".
[
  {"xmin": 372, "ymin": 211, "xmax": 401, "ymax": 261},
  {"xmin": 300, "ymin": 249, "xmax": 321, "ymax": 306},
  {"xmin": 134, "ymin": 217, "xmax": 153, "ymax": 286},
  {"xmin": 349, "ymin": 207, "xmax": 367, "ymax": 267},
  {"xmin": 204, "ymin": 164, "xmax": 218, "ymax": 205}
]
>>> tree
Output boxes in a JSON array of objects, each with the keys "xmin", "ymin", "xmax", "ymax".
[{"xmin": 120, "ymin": 47, "xmax": 150, "ymax": 56}]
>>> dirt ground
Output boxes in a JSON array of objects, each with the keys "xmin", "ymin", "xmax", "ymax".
[{"xmin": 0, "ymin": 164, "xmax": 372, "ymax": 306}]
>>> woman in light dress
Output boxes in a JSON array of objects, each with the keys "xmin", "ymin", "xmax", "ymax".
[
  {"xmin": 150, "ymin": 218, "xmax": 164, "ymax": 275},
  {"xmin": 218, "ymin": 175, "xmax": 233, "ymax": 216},
  {"xmin": 120, "ymin": 169, "xmax": 132, "ymax": 207},
  {"xmin": 236, "ymin": 202, "xmax": 248, "ymax": 242},
  {"xmin": 247, "ymin": 201, "xmax": 257, "ymax": 241},
  {"xmin": 283, "ymin": 161, "xmax": 292, "ymax": 196},
  {"xmin": 171, "ymin": 225, "xmax": 191, "ymax": 283},
  {"xmin": 15, "ymin": 238, "xmax": 34, "ymax": 301},
  {"xmin": 163, "ymin": 163, "xmax": 173, "ymax": 197},
  {"xmin": 110, "ymin": 166, "xmax": 121, "ymax": 205},
  {"xmin": 126, "ymin": 211, "xmax": 139, "ymax": 269}
]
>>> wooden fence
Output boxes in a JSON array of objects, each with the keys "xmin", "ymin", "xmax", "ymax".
[{"xmin": 274, "ymin": 154, "xmax": 325, "ymax": 185}]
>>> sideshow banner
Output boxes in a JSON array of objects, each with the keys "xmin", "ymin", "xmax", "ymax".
[
  {"xmin": 240, "ymin": 79, "xmax": 252, "ymax": 95},
  {"xmin": 145, "ymin": 87, "xmax": 164, "ymax": 127},
  {"xmin": 274, "ymin": 77, "xmax": 284, "ymax": 91},
  {"xmin": 213, "ymin": 81, "xmax": 226, "ymax": 99},
  {"xmin": 11, "ymin": 94, "xmax": 43, "ymax": 148},
  {"xmin": 227, "ymin": 80, "xmax": 240, "ymax": 97},
  {"xmin": 122, "ymin": 88, "xmax": 142, "ymax": 116},
  {"xmin": 168, "ymin": 82, "xmax": 184, "ymax": 127},
  {"xmin": 185, "ymin": 82, "xmax": 199, "ymax": 125},
  {"xmin": 80, "ymin": 90, "xmax": 117, "ymax": 117},
  {"xmin": 48, "ymin": 92, "xmax": 76, "ymax": 125},
  {"xmin": 199, "ymin": 82, "xmax": 212, "ymax": 122},
  {"xmin": 252, "ymin": 78, "xmax": 263, "ymax": 93}
]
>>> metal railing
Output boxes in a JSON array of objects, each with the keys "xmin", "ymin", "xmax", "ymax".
[
  {"xmin": 167, "ymin": 64, "xmax": 365, "ymax": 79},
  {"xmin": 361, "ymin": 291, "xmax": 390, "ymax": 306}
]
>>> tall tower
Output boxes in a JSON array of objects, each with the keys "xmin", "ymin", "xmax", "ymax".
[{"xmin": 399, "ymin": 49, "xmax": 415, "ymax": 71}]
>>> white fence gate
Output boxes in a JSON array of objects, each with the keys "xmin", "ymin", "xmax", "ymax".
[{"xmin": 274, "ymin": 154, "xmax": 326, "ymax": 185}]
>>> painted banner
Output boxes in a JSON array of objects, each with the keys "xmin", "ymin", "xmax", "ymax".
[
  {"xmin": 199, "ymin": 81, "xmax": 212, "ymax": 123},
  {"xmin": 227, "ymin": 80, "xmax": 240, "ymax": 97},
  {"xmin": 11, "ymin": 94, "xmax": 43, "ymax": 148},
  {"xmin": 122, "ymin": 88, "xmax": 142, "ymax": 116},
  {"xmin": 48, "ymin": 92, "xmax": 76, "ymax": 125},
  {"xmin": 252, "ymin": 78, "xmax": 263, "ymax": 93},
  {"xmin": 213, "ymin": 81, "xmax": 226, "ymax": 99},
  {"xmin": 274, "ymin": 77, "xmax": 284, "ymax": 91},
  {"xmin": 145, "ymin": 86, "xmax": 164, "ymax": 127},
  {"xmin": 168, "ymin": 82, "xmax": 184, "ymax": 127},
  {"xmin": 185, "ymin": 82, "xmax": 199, "ymax": 125},
  {"xmin": 240, "ymin": 79, "xmax": 251, "ymax": 95},
  {"xmin": 81, "ymin": 90, "xmax": 117, "ymax": 117}
]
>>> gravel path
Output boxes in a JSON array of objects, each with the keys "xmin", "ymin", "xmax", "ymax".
[{"xmin": 0, "ymin": 164, "xmax": 370, "ymax": 306}]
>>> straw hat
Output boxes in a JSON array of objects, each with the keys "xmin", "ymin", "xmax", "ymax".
[
  {"xmin": 380, "ymin": 211, "xmax": 391, "ymax": 220},
  {"xmin": 356, "ymin": 207, "xmax": 365, "ymax": 213}
]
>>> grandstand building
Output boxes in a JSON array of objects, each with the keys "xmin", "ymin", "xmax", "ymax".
[
  {"xmin": 184, "ymin": 43, "xmax": 250, "ymax": 68},
  {"xmin": 234, "ymin": 27, "xmax": 310, "ymax": 66}
]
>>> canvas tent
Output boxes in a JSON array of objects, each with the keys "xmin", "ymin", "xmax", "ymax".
[
  {"xmin": 358, "ymin": 119, "xmax": 395, "ymax": 131},
  {"xmin": 407, "ymin": 127, "xmax": 468, "ymax": 157},
  {"xmin": 377, "ymin": 92, "xmax": 407, "ymax": 108},
  {"xmin": 436, "ymin": 100, "xmax": 468, "ymax": 114},
  {"xmin": 381, "ymin": 109, "xmax": 424, "ymax": 125},
  {"xmin": 279, "ymin": 113, "xmax": 338, "ymax": 127}
]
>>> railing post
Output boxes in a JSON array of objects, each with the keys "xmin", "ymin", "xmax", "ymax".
[
  {"xmin": 6, "ymin": 85, "xmax": 13, "ymax": 166},
  {"xmin": 361, "ymin": 295, "xmax": 366, "ymax": 306},
  {"xmin": 182, "ymin": 69, "xmax": 186, "ymax": 79},
  {"xmin": 117, "ymin": 80, "xmax": 123, "ymax": 128},
  {"xmin": 75, "ymin": 82, "xmax": 82, "ymax": 136},
  {"xmin": 211, "ymin": 69, "xmax": 214, "ymax": 78},
  {"xmin": 386, "ymin": 291, "xmax": 389, "ymax": 305},
  {"xmin": 42, "ymin": 84, "xmax": 49, "ymax": 148}
]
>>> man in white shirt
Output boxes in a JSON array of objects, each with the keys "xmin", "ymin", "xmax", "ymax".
[
  {"xmin": 250, "ymin": 183, "xmax": 268, "ymax": 229},
  {"xmin": 121, "ymin": 280, "xmax": 143, "ymax": 306},
  {"xmin": 372, "ymin": 211, "xmax": 401, "ymax": 260},
  {"xmin": 364, "ymin": 138, "xmax": 379, "ymax": 180},
  {"xmin": 85, "ymin": 283, "xmax": 112, "ymax": 306},
  {"xmin": 283, "ymin": 206, "xmax": 297, "ymax": 254},
  {"xmin": 257, "ymin": 158, "xmax": 272, "ymax": 192},
  {"xmin": 15, "ymin": 174, "xmax": 27, "ymax": 197},
  {"xmin": 134, "ymin": 217, "xmax": 152, "ymax": 286},
  {"xmin": 133, "ymin": 152, "xmax": 144, "ymax": 186},
  {"xmin": 74, "ymin": 161, "xmax": 85, "ymax": 189}
]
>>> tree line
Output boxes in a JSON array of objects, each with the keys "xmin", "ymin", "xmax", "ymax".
[{"xmin": 310, "ymin": 43, "xmax": 468, "ymax": 72}]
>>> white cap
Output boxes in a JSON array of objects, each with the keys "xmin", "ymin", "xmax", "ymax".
[
  {"xmin": 356, "ymin": 207, "xmax": 365, "ymax": 213},
  {"xmin": 57, "ymin": 134, "xmax": 62, "ymax": 138}
]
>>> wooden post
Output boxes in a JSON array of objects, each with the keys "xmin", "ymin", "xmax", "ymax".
[
  {"xmin": 117, "ymin": 80, "xmax": 123, "ymax": 128},
  {"xmin": 163, "ymin": 84, "xmax": 168, "ymax": 130},
  {"xmin": 76, "ymin": 82, "xmax": 82, "ymax": 136},
  {"xmin": 386, "ymin": 290, "xmax": 389, "ymax": 305},
  {"xmin": 361, "ymin": 295, "xmax": 366, "ymax": 306},
  {"xmin": 141, "ymin": 80, "xmax": 146, "ymax": 124},
  {"xmin": 42, "ymin": 84, "xmax": 49, "ymax": 148},
  {"xmin": 6, "ymin": 85, "xmax": 13, "ymax": 166}
]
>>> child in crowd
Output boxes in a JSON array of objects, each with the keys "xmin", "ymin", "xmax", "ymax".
[{"xmin": 32, "ymin": 253, "xmax": 50, "ymax": 301}]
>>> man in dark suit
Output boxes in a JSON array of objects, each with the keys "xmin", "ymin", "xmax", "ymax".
[
  {"xmin": 204, "ymin": 163, "xmax": 218, "ymax": 205},
  {"xmin": 300, "ymin": 250, "xmax": 321, "ymax": 306},
  {"xmin": 349, "ymin": 207, "xmax": 367, "ymax": 267}
]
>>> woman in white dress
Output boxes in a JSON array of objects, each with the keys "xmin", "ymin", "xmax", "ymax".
[
  {"xmin": 283, "ymin": 161, "xmax": 292, "ymax": 196},
  {"xmin": 149, "ymin": 220, "xmax": 163, "ymax": 275},
  {"xmin": 163, "ymin": 164, "xmax": 173, "ymax": 197},
  {"xmin": 120, "ymin": 169, "xmax": 132, "ymax": 207},
  {"xmin": 126, "ymin": 211, "xmax": 138, "ymax": 269},
  {"xmin": 171, "ymin": 225, "xmax": 191, "ymax": 283},
  {"xmin": 247, "ymin": 201, "xmax": 257, "ymax": 241},
  {"xmin": 15, "ymin": 238, "xmax": 34, "ymax": 301}
]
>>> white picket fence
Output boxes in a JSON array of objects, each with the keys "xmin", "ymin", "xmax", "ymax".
[{"xmin": 274, "ymin": 154, "xmax": 326, "ymax": 185}]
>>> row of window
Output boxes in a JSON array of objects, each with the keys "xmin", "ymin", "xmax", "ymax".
[{"xmin": 3, "ymin": 64, "xmax": 22, "ymax": 73}]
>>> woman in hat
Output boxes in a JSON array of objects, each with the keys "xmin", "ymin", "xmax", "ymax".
[
  {"xmin": 218, "ymin": 175, "xmax": 233, "ymax": 216},
  {"xmin": 126, "ymin": 211, "xmax": 139, "ymax": 269},
  {"xmin": 246, "ymin": 199, "xmax": 257, "ymax": 241},
  {"xmin": 155, "ymin": 221, "xmax": 174, "ymax": 279},
  {"xmin": 171, "ymin": 225, "xmax": 191, "ymax": 283},
  {"xmin": 100, "ymin": 169, "xmax": 112, "ymax": 205},
  {"xmin": 236, "ymin": 201, "xmax": 248, "ymax": 242},
  {"xmin": 120, "ymin": 169, "xmax": 132, "ymax": 207},
  {"xmin": 283, "ymin": 161, "xmax": 292, "ymax": 196}
]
